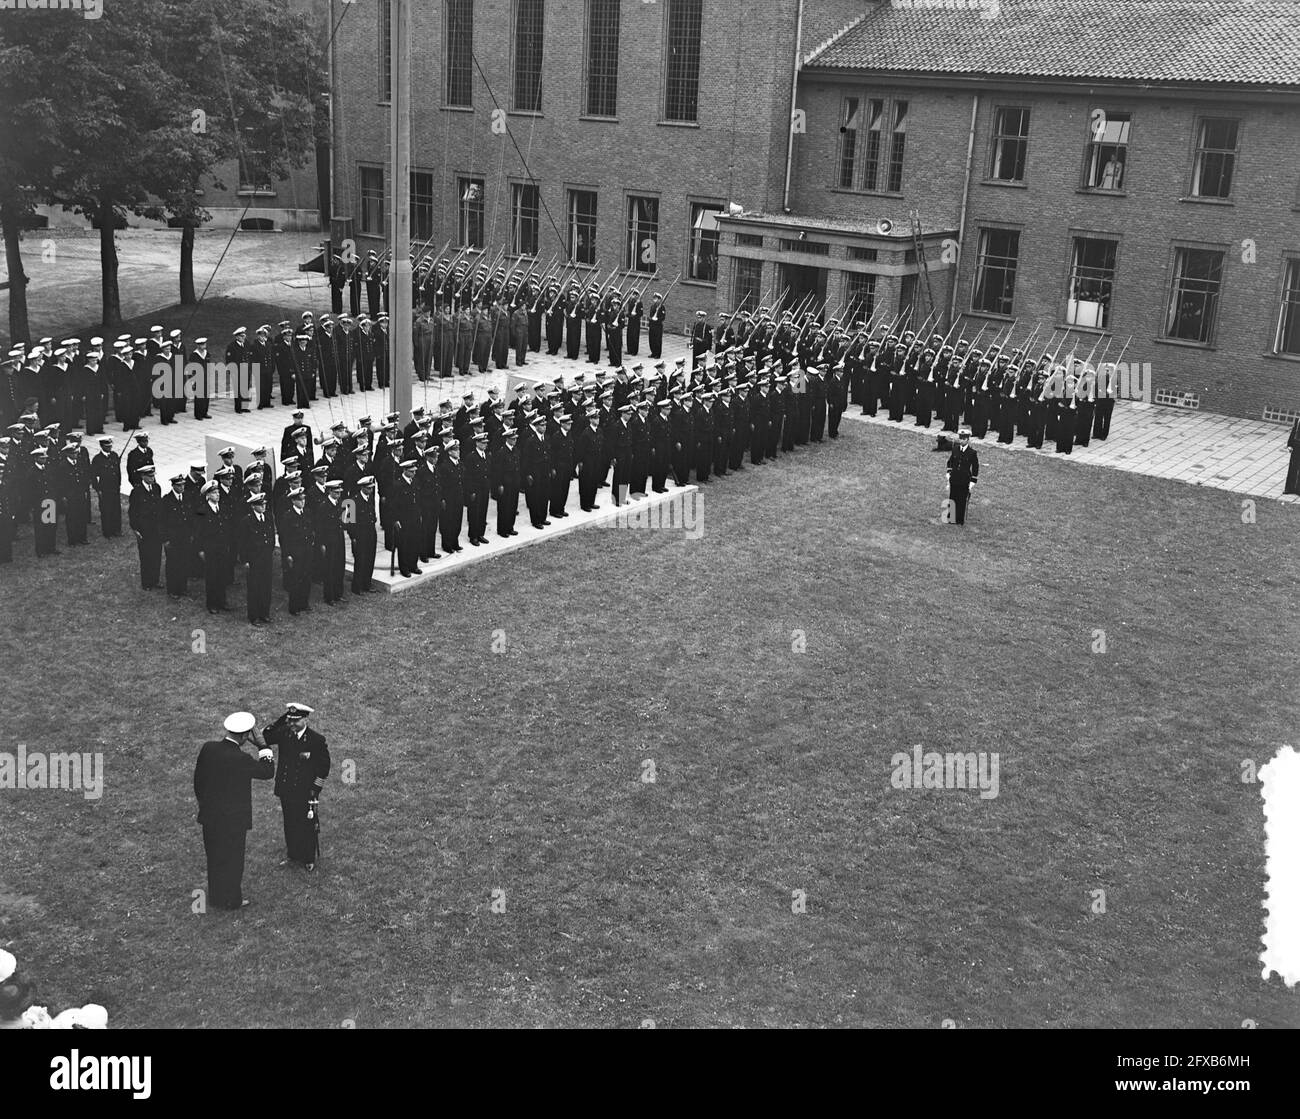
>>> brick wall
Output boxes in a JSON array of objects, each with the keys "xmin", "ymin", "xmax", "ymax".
[{"xmin": 333, "ymin": 0, "xmax": 807, "ymax": 331}]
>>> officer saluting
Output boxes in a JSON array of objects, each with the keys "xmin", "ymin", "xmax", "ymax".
[
  {"xmin": 193, "ymin": 712, "xmax": 275, "ymax": 911},
  {"xmin": 265, "ymin": 703, "xmax": 331, "ymax": 872}
]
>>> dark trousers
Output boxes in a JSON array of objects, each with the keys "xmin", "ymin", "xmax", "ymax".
[
  {"xmin": 205, "ymin": 547, "xmax": 228, "ymax": 610},
  {"xmin": 246, "ymin": 547, "xmax": 273, "ymax": 622},
  {"xmin": 578, "ymin": 470, "xmax": 599, "ymax": 510},
  {"xmin": 287, "ymin": 551, "xmax": 312, "ymax": 612},
  {"xmin": 138, "ymin": 532, "xmax": 162, "ymax": 588},
  {"xmin": 1094, "ymin": 398, "xmax": 1114, "ymax": 440},
  {"xmin": 467, "ymin": 491, "xmax": 489, "ymax": 541},
  {"xmin": 202, "ymin": 822, "xmax": 247, "ymax": 909},
  {"xmin": 440, "ymin": 501, "xmax": 463, "ymax": 551},
  {"xmin": 497, "ymin": 485, "xmax": 519, "ymax": 534},
  {"xmin": 550, "ymin": 474, "xmax": 571, "ymax": 516},
  {"xmin": 526, "ymin": 484, "xmax": 549, "ymax": 526},
  {"xmin": 397, "ymin": 517, "xmax": 423, "ymax": 575},
  {"xmin": 280, "ymin": 798, "xmax": 317, "ymax": 864},
  {"xmin": 165, "ymin": 541, "xmax": 188, "ymax": 594},
  {"xmin": 97, "ymin": 491, "xmax": 122, "ymax": 537},
  {"xmin": 948, "ymin": 483, "xmax": 970, "ymax": 525},
  {"xmin": 350, "ymin": 524, "xmax": 377, "ymax": 591}
]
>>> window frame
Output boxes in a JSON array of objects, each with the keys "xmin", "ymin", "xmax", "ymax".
[
  {"xmin": 988, "ymin": 105, "xmax": 1030, "ymax": 184},
  {"xmin": 1190, "ymin": 116, "xmax": 1240, "ymax": 201},
  {"xmin": 1065, "ymin": 233, "xmax": 1120, "ymax": 330},
  {"xmin": 1275, "ymin": 256, "xmax": 1300, "ymax": 357},
  {"xmin": 838, "ymin": 96, "xmax": 860, "ymax": 190},
  {"xmin": 1163, "ymin": 243, "xmax": 1226, "ymax": 346},
  {"xmin": 625, "ymin": 193, "xmax": 660, "ymax": 274},
  {"xmin": 445, "ymin": 0, "xmax": 475, "ymax": 110},
  {"xmin": 970, "ymin": 226, "xmax": 1021, "ymax": 317},
  {"xmin": 410, "ymin": 170, "xmax": 435, "ymax": 244},
  {"xmin": 510, "ymin": 180, "xmax": 541, "ymax": 257},
  {"xmin": 733, "ymin": 257, "xmax": 763, "ymax": 314},
  {"xmin": 663, "ymin": 0, "xmax": 703, "ymax": 125},
  {"xmin": 511, "ymin": 0, "xmax": 545, "ymax": 113},
  {"xmin": 1081, "ymin": 107, "xmax": 1131, "ymax": 193},
  {"xmin": 583, "ymin": 0, "xmax": 621, "ymax": 119},
  {"xmin": 568, "ymin": 187, "xmax": 599, "ymax": 265},
  {"xmin": 458, "ymin": 175, "xmax": 486, "ymax": 249},
  {"xmin": 687, "ymin": 200, "xmax": 725, "ymax": 284},
  {"xmin": 359, "ymin": 165, "xmax": 386, "ymax": 238},
  {"xmin": 378, "ymin": 0, "xmax": 392, "ymax": 103}
]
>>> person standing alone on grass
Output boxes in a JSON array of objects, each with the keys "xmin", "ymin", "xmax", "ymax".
[{"xmin": 945, "ymin": 429, "xmax": 979, "ymax": 526}]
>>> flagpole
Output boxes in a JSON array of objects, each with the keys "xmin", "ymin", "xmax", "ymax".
[{"xmin": 389, "ymin": 0, "xmax": 412, "ymax": 428}]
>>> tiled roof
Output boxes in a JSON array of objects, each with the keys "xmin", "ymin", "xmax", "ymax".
[{"xmin": 804, "ymin": 0, "xmax": 1300, "ymax": 87}]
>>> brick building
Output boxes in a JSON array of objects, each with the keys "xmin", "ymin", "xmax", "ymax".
[
  {"xmin": 757, "ymin": 0, "xmax": 1300, "ymax": 422},
  {"xmin": 333, "ymin": 0, "xmax": 1300, "ymax": 421},
  {"xmin": 330, "ymin": 0, "xmax": 862, "ymax": 331}
]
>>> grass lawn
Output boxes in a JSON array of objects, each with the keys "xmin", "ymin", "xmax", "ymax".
[{"xmin": 2, "ymin": 418, "xmax": 1298, "ymax": 1028}]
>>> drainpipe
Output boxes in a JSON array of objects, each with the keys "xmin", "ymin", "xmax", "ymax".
[
  {"xmin": 781, "ymin": 0, "xmax": 805, "ymax": 213},
  {"xmin": 948, "ymin": 93, "xmax": 979, "ymax": 328}
]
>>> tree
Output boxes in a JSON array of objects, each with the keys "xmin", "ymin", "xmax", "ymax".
[
  {"xmin": 45, "ymin": 0, "xmax": 215, "ymax": 327},
  {"xmin": 147, "ymin": 0, "xmax": 325, "ymax": 306},
  {"xmin": 0, "ymin": 12, "xmax": 73, "ymax": 342}
]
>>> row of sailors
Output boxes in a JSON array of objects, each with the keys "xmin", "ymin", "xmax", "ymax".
[
  {"xmin": 0, "ymin": 425, "xmax": 124, "ymax": 561},
  {"xmin": 0, "ymin": 312, "xmax": 394, "ymax": 433},
  {"xmin": 112, "ymin": 358, "xmax": 849, "ymax": 618}
]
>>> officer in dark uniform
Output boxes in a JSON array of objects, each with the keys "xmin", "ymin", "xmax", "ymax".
[
  {"xmin": 437, "ymin": 438, "xmax": 466, "ymax": 552},
  {"xmin": 647, "ymin": 292, "xmax": 666, "ymax": 359},
  {"xmin": 128, "ymin": 464, "xmax": 163, "ymax": 587},
  {"xmin": 279, "ymin": 485, "xmax": 315, "ymax": 613},
  {"xmin": 266, "ymin": 703, "xmax": 330, "ymax": 872},
  {"xmin": 240, "ymin": 492, "xmax": 275, "ymax": 625},
  {"xmin": 348, "ymin": 475, "xmax": 379, "ymax": 592},
  {"xmin": 945, "ymin": 429, "xmax": 979, "ymax": 526},
  {"xmin": 90, "ymin": 435, "xmax": 122, "ymax": 537},
  {"xmin": 490, "ymin": 423, "xmax": 521, "ymax": 535},
  {"xmin": 464, "ymin": 430, "xmax": 491, "ymax": 544},
  {"xmin": 193, "ymin": 712, "xmax": 275, "ymax": 910},
  {"xmin": 162, "ymin": 473, "xmax": 191, "ymax": 596}
]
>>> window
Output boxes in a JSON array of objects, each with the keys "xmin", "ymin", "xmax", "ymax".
[
  {"xmin": 626, "ymin": 195, "xmax": 659, "ymax": 272},
  {"xmin": 887, "ymin": 100, "xmax": 908, "ymax": 193},
  {"xmin": 838, "ymin": 97, "xmax": 859, "ymax": 189},
  {"xmin": 733, "ymin": 258, "xmax": 762, "ymax": 313},
  {"xmin": 847, "ymin": 246, "xmax": 878, "ymax": 262},
  {"xmin": 238, "ymin": 144, "xmax": 274, "ymax": 193},
  {"xmin": 1165, "ymin": 247, "xmax": 1223, "ymax": 344},
  {"xmin": 360, "ymin": 166, "xmax": 385, "ymax": 236},
  {"xmin": 665, "ymin": 0, "xmax": 703, "ymax": 123},
  {"xmin": 511, "ymin": 182, "xmax": 540, "ymax": 257},
  {"xmin": 1276, "ymin": 260, "xmax": 1300, "ymax": 356},
  {"xmin": 1083, "ymin": 109, "xmax": 1129, "ymax": 190},
  {"xmin": 513, "ymin": 0, "xmax": 544, "ymax": 112},
  {"xmin": 990, "ymin": 107, "xmax": 1029, "ymax": 182},
  {"xmin": 972, "ymin": 228, "xmax": 1020, "ymax": 315},
  {"xmin": 778, "ymin": 238, "xmax": 829, "ymax": 255},
  {"xmin": 862, "ymin": 99, "xmax": 884, "ymax": 191},
  {"xmin": 844, "ymin": 273, "xmax": 876, "ymax": 326},
  {"xmin": 585, "ymin": 0, "xmax": 620, "ymax": 117},
  {"xmin": 735, "ymin": 233, "xmax": 763, "ymax": 248},
  {"xmin": 1192, "ymin": 118, "xmax": 1239, "ymax": 199},
  {"xmin": 411, "ymin": 172, "xmax": 434, "ymax": 243},
  {"xmin": 689, "ymin": 202, "xmax": 723, "ymax": 282},
  {"xmin": 569, "ymin": 189, "xmax": 597, "ymax": 264},
  {"xmin": 379, "ymin": 0, "xmax": 392, "ymax": 100},
  {"xmin": 459, "ymin": 177, "xmax": 485, "ymax": 248},
  {"xmin": 1066, "ymin": 236, "xmax": 1117, "ymax": 328},
  {"xmin": 446, "ymin": 0, "xmax": 474, "ymax": 108}
]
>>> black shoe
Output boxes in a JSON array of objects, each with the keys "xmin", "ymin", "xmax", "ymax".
[{"xmin": 470, "ymin": 538, "xmax": 482, "ymax": 546}]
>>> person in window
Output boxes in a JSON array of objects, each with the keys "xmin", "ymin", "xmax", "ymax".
[{"xmin": 1099, "ymin": 153, "xmax": 1123, "ymax": 190}]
